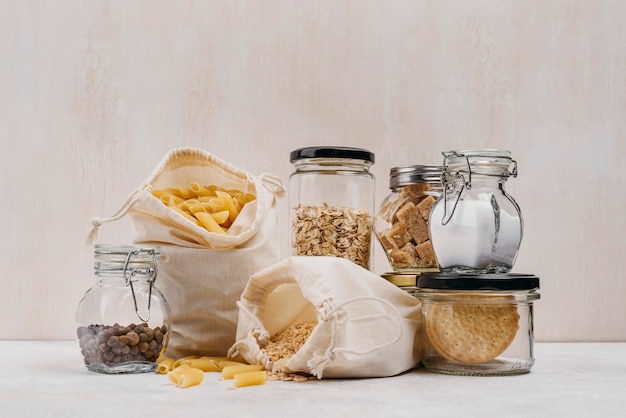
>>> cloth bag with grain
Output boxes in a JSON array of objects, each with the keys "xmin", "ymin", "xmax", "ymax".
[
  {"xmin": 87, "ymin": 147, "xmax": 284, "ymax": 359},
  {"xmin": 229, "ymin": 256, "xmax": 422, "ymax": 378}
]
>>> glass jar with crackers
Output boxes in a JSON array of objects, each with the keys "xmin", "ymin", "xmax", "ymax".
[
  {"xmin": 415, "ymin": 273, "xmax": 540, "ymax": 376},
  {"xmin": 375, "ymin": 165, "xmax": 443, "ymax": 273},
  {"xmin": 289, "ymin": 146, "xmax": 376, "ymax": 270},
  {"xmin": 76, "ymin": 244, "xmax": 171, "ymax": 374}
]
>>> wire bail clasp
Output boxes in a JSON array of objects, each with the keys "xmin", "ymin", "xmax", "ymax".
[
  {"xmin": 440, "ymin": 151, "xmax": 472, "ymax": 226},
  {"xmin": 123, "ymin": 247, "xmax": 158, "ymax": 322},
  {"xmin": 439, "ymin": 150, "xmax": 518, "ymax": 226}
]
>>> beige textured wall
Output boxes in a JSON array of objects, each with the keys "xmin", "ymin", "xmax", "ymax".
[{"xmin": 1, "ymin": 1, "xmax": 624, "ymax": 342}]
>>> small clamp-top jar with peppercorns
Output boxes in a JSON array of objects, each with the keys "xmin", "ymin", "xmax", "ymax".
[{"xmin": 76, "ymin": 244, "xmax": 171, "ymax": 374}]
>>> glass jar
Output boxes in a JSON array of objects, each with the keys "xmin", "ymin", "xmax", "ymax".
[
  {"xmin": 415, "ymin": 273, "xmax": 540, "ymax": 376},
  {"xmin": 375, "ymin": 165, "xmax": 443, "ymax": 273},
  {"xmin": 76, "ymin": 244, "xmax": 171, "ymax": 374},
  {"xmin": 429, "ymin": 149, "xmax": 522, "ymax": 274},
  {"xmin": 289, "ymin": 146, "xmax": 376, "ymax": 270}
]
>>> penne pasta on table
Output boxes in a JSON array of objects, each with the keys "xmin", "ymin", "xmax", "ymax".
[
  {"xmin": 221, "ymin": 364, "xmax": 264, "ymax": 380},
  {"xmin": 168, "ymin": 366, "xmax": 204, "ymax": 388},
  {"xmin": 158, "ymin": 356, "xmax": 274, "ymax": 389},
  {"xmin": 234, "ymin": 371, "xmax": 267, "ymax": 388}
]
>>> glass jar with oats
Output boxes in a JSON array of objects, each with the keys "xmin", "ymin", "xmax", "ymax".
[
  {"xmin": 289, "ymin": 146, "xmax": 375, "ymax": 270},
  {"xmin": 375, "ymin": 165, "xmax": 443, "ymax": 273}
]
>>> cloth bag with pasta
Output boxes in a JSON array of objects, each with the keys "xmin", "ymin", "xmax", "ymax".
[
  {"xmin": 228, "ymin": 256, "xmax": 422, "ymax": 379},
  {"xmin": 87, "ymin": 147, "xmax": 285, "ymax": 359}
]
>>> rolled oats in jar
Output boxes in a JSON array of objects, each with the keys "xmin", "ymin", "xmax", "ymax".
[
  {"xmin": 289, "ymin": 146, "xmax": 376, "ymax": 270},
  {"xmin": 375, "ymin": 165, "xmax": 443, "ymax": 273}
]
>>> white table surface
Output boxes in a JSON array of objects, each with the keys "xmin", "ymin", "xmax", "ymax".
[{"xmin": 1, "ymin": 341, "xmax": 624, "ymax": 418}]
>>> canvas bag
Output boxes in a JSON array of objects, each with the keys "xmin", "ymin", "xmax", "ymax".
[
  {"xmin": 87, "ymin": 147, "xmax": 285, "ymax": 358},
  {"xmin": 229, "ymin": 256, "xmax": 422, "ymax": 379}
]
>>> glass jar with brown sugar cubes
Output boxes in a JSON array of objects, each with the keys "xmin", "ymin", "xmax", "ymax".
[{"xmin": 375, "ymin": 165, "xmax": 443, "ymax": 274}]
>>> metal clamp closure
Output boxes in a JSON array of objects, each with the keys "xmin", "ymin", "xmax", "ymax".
[
  {"xmin": 123, "ymin": 248, "xmax": 158, "ymax": 322},
  {"xmin": 440, "ymin": 151, "xmax": 517, "ymax": 226}
]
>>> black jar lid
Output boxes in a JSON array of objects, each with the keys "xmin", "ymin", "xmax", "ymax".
[
  {"xmin": 290, "ymin": 146, "xmax": 375, "ymax": 164},
  {"xmin": 417, "ymin": 273, "xmax": 539, "ymax": 291}
]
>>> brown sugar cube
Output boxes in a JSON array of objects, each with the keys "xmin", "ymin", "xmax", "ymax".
[
  {"xmin": 377, "ymin": 229, "xmax": 398, "ymax": 252},
  {"xmin": 395, "ymin": 201, "xmax": 417, "ymax": 224},
  {"xmin": 407, "ymin": 214, "xmax": 430, "ymax": 244},
  {"xmin": 400, "ymin": 184, "xmax": 430, "ymax": 199},
  {"xmin": 416, "ymin": 195, "xmax": 436, "ymax": 221},
  {"xmin": 389, "ymin": 244, "xmax": 417, "ymax": 268},
  {"xmin": 388, "ymin": 222, "xmax": 413, "ymax": 248},
  {"xmin": 415, "ymin": 240, "xmax": 436, "ymax": 264},
  {"xmin": 377, "ymin": 200, "xmax": 396, "ymax": 223},
  {"xmin": 401, "ymin": 242, "xmax": 417, "ymax": 258},
  {"xmin": 396, "ymin": 201, "xmax": 430, "ymax": 244}
]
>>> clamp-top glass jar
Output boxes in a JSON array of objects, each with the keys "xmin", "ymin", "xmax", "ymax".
[
  {"xmin": 289, "ymin": 146, "xmax": 375, "ymax": 270},
  {"xmin": 429, "ymin": 149, "xmax": 522, "ymax": 274},
  {"xmin": 76, "ymin": 245, "xmax": 171, "ymax": 374},
  {"xmin": 375, "ymin": 165, "xmax": 443, "ymax": 273}
]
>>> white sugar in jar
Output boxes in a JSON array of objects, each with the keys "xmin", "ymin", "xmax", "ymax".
[{"xmin": 429, "ymin": 149, "xmax": 522, "ymax": 274}]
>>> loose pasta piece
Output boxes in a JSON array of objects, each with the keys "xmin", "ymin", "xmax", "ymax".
[
  {"xmin": 167, "ymin": 364, "xmax": 192, "ymax": 384},
  {"xmin": 187, "ymin": 204, "xmax": 205, "ymax": 214},
  {"xmin": 153, "ymin": 187, "xmax": 184, "ymax": 199},
  {"xmin": 172, "ymin": 207, "xmax": 202, "ymax": 226},
  {"xmin": 201, "ymin": 198, "xmax": 226, "ymax": 213},
  {"xmin": 177, "ymin": 186, "xmax": 196, "ymax": 199},
  {"xmin": 178, "ymin": 199, "xmax": 200, "ymax": 211},
  {"xmin": 173, "ymin": 356, "xmax": 199, "ymax": 369},
  {"xmin": 175, "ymin": 367, "xmax": 205, "ymax": 388},
  {"xmin": 210, "ymin": 210, "xmax": 229, "ymax": 225},
  {"xmin": 190, "ymin": 182, "xmax": 217, "ymax": 197},
  {"xmin": 181, "ymin": 357, "xmax": 220, "ymax": 372},
  {"xmin": 221, "ymin": 364, "xmax": 264, "ymax": 380},
  {"xmin": 234, "ymin": 371, "xmax": 267, "ymax": 388},
  {"xmin": 161, "ymin": 194, "xmax": 185, "ymax": 206},
  {"xmin": 157, "ymin": 358, "xmax": 175, "ymax": 374},
  {"xmin": 194, "ymin": 212, "xmax": 227, "ymax": 234},
  {"xmin": 217, "ymin": 360, "xmax": 247, "ymax": 371},
  {"xmin": 215, "ymin": 191, "xmax": 239, "ymax": 223}
]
